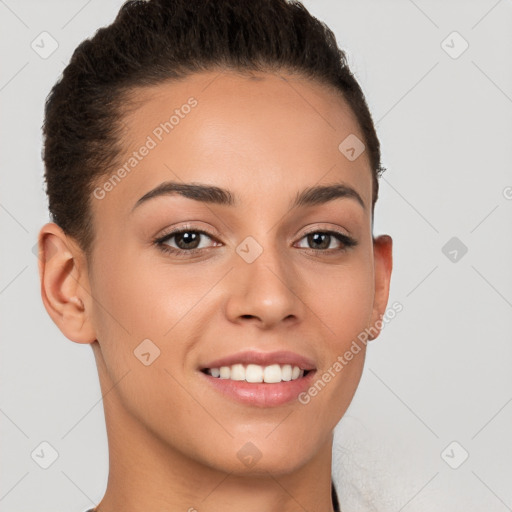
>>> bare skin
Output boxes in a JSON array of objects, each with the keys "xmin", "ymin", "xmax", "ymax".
[{"xmin": 38, "ymin": 70, "xmax": 392, "ymax": 512}]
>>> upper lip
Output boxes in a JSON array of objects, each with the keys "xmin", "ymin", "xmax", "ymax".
[{"xmin": 200, "ymin": 350, "xmax": 317, "ymax": 371}]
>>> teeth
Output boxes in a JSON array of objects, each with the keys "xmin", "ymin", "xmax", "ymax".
[
  {"xmin": 205, "ymin": 364, "xmax": 307, "ymax": 383},
  {"xmin": 246, "ymin": 364, "xmax": 263, "ymax": 383},
  {"xmin": 230, "ymin": 363, "xmax": 245, "ymax": 381},
  {"xmin": 281, "ymin": 364, "xmax": 292, "ymax": 381},
  {"xmin": 263, "ymin": 364, "xmax": 282, "ymax": 383}
]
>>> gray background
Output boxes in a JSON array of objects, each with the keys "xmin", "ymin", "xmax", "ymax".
[{"xmin": 1, "ymin": 0, "xmax": 511, "ymax": 510}]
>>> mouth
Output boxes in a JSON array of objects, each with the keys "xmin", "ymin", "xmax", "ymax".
[
  {"xmin": 198, "ymin": 350, "xmax": 317, "ymax": 407},
  {"xmin": 201, "ymin": 364, "xmax": 312, "ymax": 383}
]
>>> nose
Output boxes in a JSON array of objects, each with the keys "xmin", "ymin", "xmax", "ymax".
[{"xmin": 223, "ymin": 240, "xmax": 304, "ymax": 329}]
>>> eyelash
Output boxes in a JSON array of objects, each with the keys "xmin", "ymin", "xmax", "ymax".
[{"xmin": 153, "ymin": 225, "xmax": 358, "ymax": 258}]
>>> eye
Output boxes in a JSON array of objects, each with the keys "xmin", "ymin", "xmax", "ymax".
[
  {"xmin": 153, "ymin": 226, "xmax": 357, "ymax": 258},
  {"xmin": 295, "ymin": 230, "xmax": 357, "ymax": 252},
  {"xmin": 154, "ymin": 227, "xmax": 220, "ymax": 256}
]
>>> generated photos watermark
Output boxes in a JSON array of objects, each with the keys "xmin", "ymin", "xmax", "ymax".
[
  {"xmin": 93, "ymin": 97, "xmax": 198, "ymax": 200},
  {"xmin": 298, "ymin": 301, "xmax": 403, "ymax": 405}
]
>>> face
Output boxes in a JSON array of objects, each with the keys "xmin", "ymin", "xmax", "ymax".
[{"xmin": 41, "ymin": 70, "xmax": 392, "ymax": 477}]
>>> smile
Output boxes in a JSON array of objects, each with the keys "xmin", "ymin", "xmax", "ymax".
[
  {"xmin": 199, "ymin": 350, "xmax": 318, "ymax": 407},
  {"xmin": 203, "ymin": 363, "xmax": 310, "ymax": 383}
]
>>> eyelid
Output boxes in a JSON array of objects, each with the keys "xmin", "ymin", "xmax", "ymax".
[
  {"xmin": 154, "ymin": 222, "xmax": 221, "ymax": 242},
  {"xmin": 295, "ymin": 222, "xmax": 352, "ymax": 238}
]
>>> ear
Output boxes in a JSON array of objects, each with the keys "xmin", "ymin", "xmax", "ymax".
[
  {"xmin": 368, "ymin": 234, "xmax": 393, "ymax": 341},
  {"xmin": 37, "ymin": 222, "xmax": 96, "ymax": 344}
]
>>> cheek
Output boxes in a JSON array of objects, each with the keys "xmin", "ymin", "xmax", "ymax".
[
  {"xmin": 86, "ymin": 249, "xmax": 168, "ymax": 372},
  {"xmin": 87, "ymin": 251, "xmax": 190, "ymax": 417},
  {"xmin": 88, "ymin": 246, "xmax": 218, "ymax": 387},
  {"xmin": 300, "ymin": 256, "xmax": 373, "ymax": 419},
  {"xmin": 90, "ymin": 249, "xmax": 189, "ymax": 338},
  {"xmin": 298, "ymin": 266, "xmax": 372, "ymax": 432},
  {"xmin": 311, "ymin": 257, "xmax": 374, "ymax": 349}
]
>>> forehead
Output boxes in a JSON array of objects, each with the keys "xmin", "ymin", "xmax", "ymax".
[{"xmin": 94, "ymin": 70, "xmax": 372, "ymax": 219}]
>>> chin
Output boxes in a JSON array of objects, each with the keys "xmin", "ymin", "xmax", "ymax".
[{"xmin": 192, "ymin": 429, "xmax": 326, "ymax": 476}]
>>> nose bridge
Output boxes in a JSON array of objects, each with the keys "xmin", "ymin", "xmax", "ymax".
[{"xmin": 224, "ymin": 232, "xmax": 303, "ymax": 327}]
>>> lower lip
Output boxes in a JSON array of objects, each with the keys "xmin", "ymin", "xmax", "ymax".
[{"xmin": 199, "ymin": 370, "xmax": 317, "ymax": 407}]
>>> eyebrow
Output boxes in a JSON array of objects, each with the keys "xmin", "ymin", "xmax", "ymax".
[{"xmin": 130, "ymin": 180, "xmax": 366, "ymax": 213}]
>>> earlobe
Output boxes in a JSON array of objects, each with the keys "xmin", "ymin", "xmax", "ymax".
[
  {"xmin": 368, "ymin": 234, "xmax": 393, "ymax": 341},
  {"xmin": 38, "ymin": 223, "xmax": 96, "ymax": 344}
]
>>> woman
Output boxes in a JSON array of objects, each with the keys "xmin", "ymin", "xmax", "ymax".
[{"xmin": 37, "ymin": 0, "xmax": 393, "ymax": 510}]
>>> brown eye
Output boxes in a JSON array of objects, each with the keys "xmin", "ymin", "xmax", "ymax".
[
  {"xmin": 171, "ymin": 231, "xmax": 202, "ymax": 250},
  {"xmin": 296, "ymin": 231, "xmax": 357, "ymax": 252},
  {"xmin": 306, "ymin": 232, "xmax": 331, "ymax": 250},
  {"xmin": 155, "ymin": 228, "xmax": 219, "ymax": 256}
]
